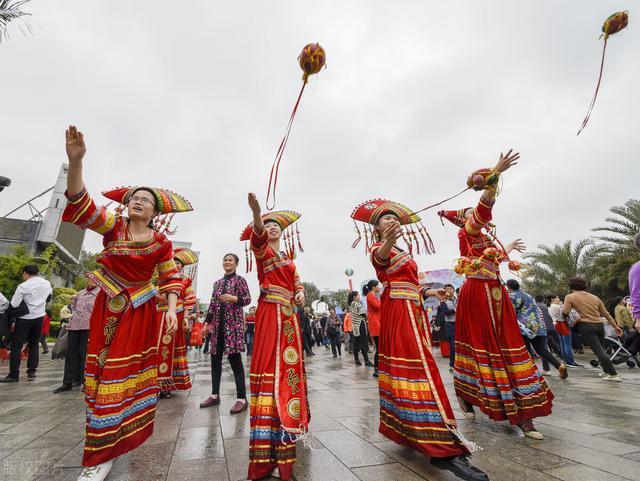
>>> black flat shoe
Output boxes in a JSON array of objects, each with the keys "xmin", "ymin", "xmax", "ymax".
[
  {"xmin": 431, "ymin": 455, "xmax": 489, "ymax": 481},
  {"xmin": 365, "ymin": 362, "xmax": 374, "ymax": 367},
  {"xmin": 72, "ymin": 381, "xmax": 83, "ymax": 387},
  {"xmin": 53, "ymin": 385, "xmax": 72, "ymax": 393},
  {"xmin": 0, "ymin": 376, "xmax": 18, "ymax": 383}
]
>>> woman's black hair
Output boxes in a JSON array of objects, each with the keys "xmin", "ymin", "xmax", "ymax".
[
  {"xmin": 362, "ymin": 279, "xmax": 380, "ymax": 296},
  {"xmin": 224, "ymin": 253, "xmax": 240, "ymax": 264},
  {"xmin": 568, "ymin": 277, "xmax": 587, "ymax": 291},
  {"xmin": 347, "ymin": 290, "xmax": 359, "ymax": 306}
]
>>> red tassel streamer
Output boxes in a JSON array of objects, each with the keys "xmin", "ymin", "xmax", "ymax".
[
  {"xmin": 265, "ymin": 81, "xmax": 308, "ymax": 210},
  {"xmin": 351, "ymin": 221, "xmax": 362, "ymax": 249},
  {"xmin": 364, "ymin": 225, "xmax": 370, "ymax": 253},
  {"xmin": 410, "ymin": 225, "xmax": 420, "ymax": 255},
  {"xmin": 577, "ymin": 38, "xmax": 609, "ymax": 136}
]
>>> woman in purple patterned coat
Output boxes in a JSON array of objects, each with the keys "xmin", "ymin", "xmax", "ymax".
[{"xmin": 200, "ymin": 253, "xmax": 251, "ymax": 414}]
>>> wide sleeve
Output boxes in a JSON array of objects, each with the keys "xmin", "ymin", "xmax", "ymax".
[
  {"xmin": 250, "ymin": 227, "xmax": 269, "ymax": 260},
  {"xmin": 204, "ymin": 281, "xmax": 219, "ymax": 324},
  {"xmin": 369, "ymin": 242, "xmax": 390, "ymax": 269},
  {"xmin": 235, "ymin": 276, "xmax": 252, "ymax": 307},
  {"xmin": 183, "ymin": 279, "xmax": 197, "ymax": 310},
  {"xmin": 156, "ymin": 241, "xmax": 182, "ymax": 296},
  {"xmin": 62, "ymin": 188, "xmax": 116, "ymax": 237},
  {"xmin": 465, "ymin": 182, "xmax": 498, "ymax": 236}
]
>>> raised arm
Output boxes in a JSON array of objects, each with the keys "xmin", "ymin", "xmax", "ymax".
[
  {"xmin": 248, "ymin": 193, "xmax": 264, "ymax": 235},
  {"xmin": 466, "ymin": 150, "xmax": 520, "ymax": 235},
  {"xmin": 65, "ymin": 125, "xmax": 87, "ymax": 196}
]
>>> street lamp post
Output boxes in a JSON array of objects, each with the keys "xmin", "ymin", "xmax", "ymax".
[{"xmin": 344, "ymin": 268, "xmax": 354, "ymax": 291}]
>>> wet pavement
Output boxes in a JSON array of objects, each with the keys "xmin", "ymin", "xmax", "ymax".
[{"xmin": 1, "ymin": 345, "xmax": 640, "ymax": 481}]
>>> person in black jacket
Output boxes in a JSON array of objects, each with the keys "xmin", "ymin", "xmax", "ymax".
[
  {"xmin": 436, "ymin": 284, "xmax": 457, "ymax": 372},
  {"xmin": 298, "ymin": 306, "xmax": 314, "ymax": 356}
]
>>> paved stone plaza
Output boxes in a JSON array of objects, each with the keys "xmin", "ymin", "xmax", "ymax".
[{"xmin": 1, "ymin": 347, "xmax": 639, "ymax": 481}]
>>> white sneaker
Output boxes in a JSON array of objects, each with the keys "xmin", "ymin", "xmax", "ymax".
[
  {"xmin": 542, "ymin": 370, "xmax": 551, "ymax": 376},
  {"xmin": 602, "ymin": 374, "xmax": 622, "ymax": 382},
  {"xmin": 598, "ymin": 372, "xmax": 605, "ymax": 378},
  {"xmin": 77, "ymin": 460, "xmax": 113, "ymax": 481}
]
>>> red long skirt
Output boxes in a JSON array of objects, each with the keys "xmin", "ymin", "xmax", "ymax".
[
  {"xmin": 454, "ymin": 278, "xmax": 553, "ymax": 425},
  {"xmin": 157, "ymin": 311, "xmax": 192, "ymax": 392},
  {"xmin": 248, "ymin": 302, "xmax": 308, "ymax": 481},
  {"xmin": 378, "ymin": 295, "xmax": 466, "ymax": 458},
  {"xmin": 82, "ymin": 291, "xmax": 160, "ymax": 466}
]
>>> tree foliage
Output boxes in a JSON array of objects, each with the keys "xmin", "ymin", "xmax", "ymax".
[
  {"xmin": 0, "ymin": 244, "xmax": 32, "ymax": 296},
  {"xmin": 522, "ymin": 239, "xmax": 605, "ymax": 297},
  {"xmin": 0, "ymin": 0, "xmax": 32, "ymax": 42},
  {"xmin": 72, "ymin": 250, "xmax": 100, "ymax": 290},
  {"xmin": 590, "ymin": 199, "xmax": 640, "ymax": 303},
  {"xmin": 522, "ymin": 199, "xmax": 640, "ymax": 302},
  {"xmin": 0, "ymin": 243, "xmax": 57, "ymax": 297},
  {"xmin": 51, "ymin": 287, "xmax": 78, "ymax": 323},
  {"xmin": 324, "ymin": 289, "xmax": 350, "ymax": 310},
  {"xmin": 301, "ymin": 282, "xmax": 320, "ymax": 308}
]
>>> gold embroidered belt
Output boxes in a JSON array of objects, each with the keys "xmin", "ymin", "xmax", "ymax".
[
  {"xmin": 260, "ymin": 284, "xmax": 295, "ymax": 306},
  {"xmin": 382, "ymin": 281, "xmax": 421, "ymax": 302}
]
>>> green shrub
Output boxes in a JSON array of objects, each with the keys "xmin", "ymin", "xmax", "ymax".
[
  {"xmin": 49, "ymin": 320, "xmax": 62, "ymax": 338},
  {"xmin": 51, "ymin": 287, "xmax": 78, "ymax": 322}
]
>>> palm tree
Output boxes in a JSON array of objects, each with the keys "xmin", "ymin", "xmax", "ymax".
[
  {"xmin": 0, "ymin": 0, "xmax": 32, "ymax": 42},
  {"xmin": 593, "ymin": 199, "xmax": 640, "ymax": 247},
  {"xmin": 522, "ymin": 239, "xmax": 605, "ymax": 297},
  {"xmin": 591, "ymin": 199, "xmax": 640, "ymax": 300}
]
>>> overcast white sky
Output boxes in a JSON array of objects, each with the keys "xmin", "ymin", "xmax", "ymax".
[{"xmin": 2, "ymin": 1, "xmax": 638, "ymax": 304}]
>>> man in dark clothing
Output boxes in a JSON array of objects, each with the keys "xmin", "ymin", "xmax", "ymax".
[
  {"xmin": 436, "ymin": 284, "xmax": 457, "ymax": 371},
  {"xmin": 535, "ymin": 295, "xmax": 564, "ymax": 364},
  {"xmin": 298, "ymin": 306, "xmax": 314, "ymax": 355}
]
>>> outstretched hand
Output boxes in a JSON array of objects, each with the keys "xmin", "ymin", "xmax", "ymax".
[
  {"xmin": 248, "ymin": 193, "xmax": 261, "ymax": 215},
  {"xmin": 382, "ymin": 222, "xmax": 403, "ymax": 244},
  {"xmin": 507, "ymin": 238, "xmax": 526, "ymax": 253},
  {"xmin": 65, "ymin": 125, "xmax": 86, "ymax": 165},
  {"xmin": 495, "ymin": 149, "xmax": 520, "ymax": 173}
]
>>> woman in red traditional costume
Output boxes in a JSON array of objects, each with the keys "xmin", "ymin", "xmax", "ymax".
[
  {"xmin": 364, "ymin": 280, "xmax": 381, "ymax": 377},
  {"xmin": 62, "ymin": 126, "xmax": 191, "ymax": 481},
  {"xmin": 438, "ymin": 150, "xmax": 553, "ymax": 440},
  {"xmin": 351, "ymin": 199, "xmax": 488, "ymax": 481},
  {"xmin": 156, "ymin": 248, "xmax": 198, "ymax": 398},
  {"xmin": 244, "ymin": 193, "xmax": 309, "ymax": 481}
]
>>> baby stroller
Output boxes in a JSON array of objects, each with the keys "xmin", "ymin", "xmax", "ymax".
[{"xmin": 589, "ymin": 323, "xmax": 638, "ymax": 369}]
